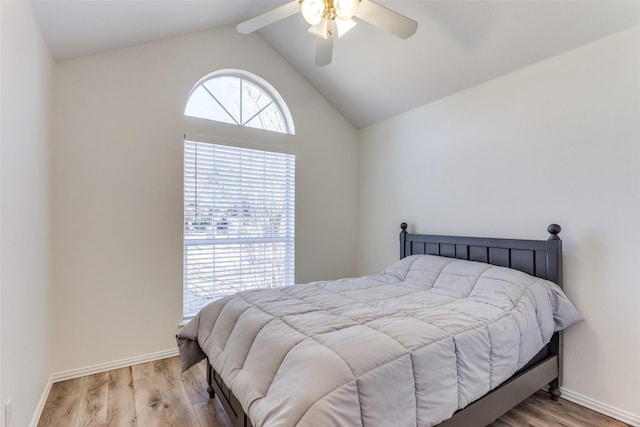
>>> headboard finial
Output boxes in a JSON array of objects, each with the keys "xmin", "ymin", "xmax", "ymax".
[
  {"xmin": 400, "ymin": 222, "xmax": 408, "ymax": 233},
  {"xmin": 547, "ymin": 224, "xmax": 561, "ymax": 239}
]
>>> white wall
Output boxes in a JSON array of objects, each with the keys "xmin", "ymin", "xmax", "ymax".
[
  {"xmin": 0, "ymin": 1, "xmax": 53, "ymax": 426},
  {"xmin": 358, "ymin": 26, "xmax": 640, "ymax": 419},
  {"xmin": 52, "ymin": 26, "xmax": 359, "ymax": 373}
]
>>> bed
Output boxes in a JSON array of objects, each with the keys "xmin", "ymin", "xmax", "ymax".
[{"xmin": 177, "ymin": 223, "xmax": 582, "ymax": 427}]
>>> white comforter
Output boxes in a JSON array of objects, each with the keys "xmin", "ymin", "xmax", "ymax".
[{"xmin": 177, "ymin": 255, "xmax": 582, "ymax": 427}]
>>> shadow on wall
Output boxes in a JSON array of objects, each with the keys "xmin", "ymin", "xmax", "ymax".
[{"xmin": 562, "ymin": 231, "xmax": 612, "ymax": 396}]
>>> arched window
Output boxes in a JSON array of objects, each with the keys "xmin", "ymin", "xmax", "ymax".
[
  {"xmin": 185, "ymin": 69, "xmax": 295, "ymax": 135},
  {"xmin": 182, "ymin": 70, "xmax": 296, "ymax": 318}
]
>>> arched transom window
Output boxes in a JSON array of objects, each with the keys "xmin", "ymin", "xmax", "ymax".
[{"xmin": 185, "ymin": 69, "xmax": 294, "ymax": 135}]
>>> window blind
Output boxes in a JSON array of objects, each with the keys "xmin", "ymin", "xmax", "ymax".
[{"xmin": 183, "ymin": 140, "xmax": 295, "ymax": 318}]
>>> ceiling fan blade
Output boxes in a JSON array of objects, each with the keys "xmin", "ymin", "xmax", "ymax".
[
  {"xmin": 237, "ymin": 1, "xmax": 300, "ymax": 34},
  {"xmin": 314, "ymin": 36, "xmax": 334, "ymax": 67},
  {"xmin": 355, "ymin": 0, "xmax": 418, "ymax": 39}
]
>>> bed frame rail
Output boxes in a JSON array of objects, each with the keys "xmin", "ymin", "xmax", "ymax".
[
  {"xmin": 207, "ymin": 361, "xmax": 253, "ymax": 427},
  {"xmin": 438, "ymin": 356, "xmax": 559, "ymax": 427}
]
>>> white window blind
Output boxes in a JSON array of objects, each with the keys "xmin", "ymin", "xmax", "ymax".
[{"xmin": 183, "ymin": 140, "xmax": 295, "ymax": 318}]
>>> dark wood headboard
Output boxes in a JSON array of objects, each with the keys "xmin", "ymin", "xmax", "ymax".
[{"xmin": 399, "ymin": 223, "xmax": 563, "ymax": 287}]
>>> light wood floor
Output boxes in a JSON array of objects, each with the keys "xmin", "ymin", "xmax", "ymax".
[{"xmin": 38, "ymin": 356, "xmax": 629, "ymax": 427}]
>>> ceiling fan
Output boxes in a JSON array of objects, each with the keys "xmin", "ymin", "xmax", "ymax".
[{"xmin": 237, "ymin": 0, "xmax": 418, "ymax": 67}]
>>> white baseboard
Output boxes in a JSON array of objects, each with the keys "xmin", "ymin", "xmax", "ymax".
[
  {"xmin": 561, "ymin": 387, "xmax": 640, "ymax": 426},
  {"xmin": 51, "ymin": 348, "xmax": 180, "ymax": 383},
  {"xmin": 29, "ymin": 376, "xmax": 53, "ymax": 427}
]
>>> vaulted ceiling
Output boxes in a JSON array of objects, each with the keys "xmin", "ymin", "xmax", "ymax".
[{"xmin": 31, "ymin": 0, "xmax": 640, "ymax": 128}]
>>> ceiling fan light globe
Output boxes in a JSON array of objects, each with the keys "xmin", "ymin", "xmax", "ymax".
[
  {"xmin": 301, "ymin": 0, "xmax": 325, "ymax": 25},
  {"xmin": 334, "ymin": 0, "xmax": 359, "ymax": 21}
]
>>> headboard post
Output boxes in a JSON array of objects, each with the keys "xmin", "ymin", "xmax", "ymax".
[
  {"xmin": 400, "ymin": 222, "xmax": 408, "ymax": 259},
  {"xmin": 545, "ymin": 223, "xmax": 564, "ymax": 395},
  {"xmin": 545, "ymin": 224, "xmax": 563, "ymax": 288}
]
